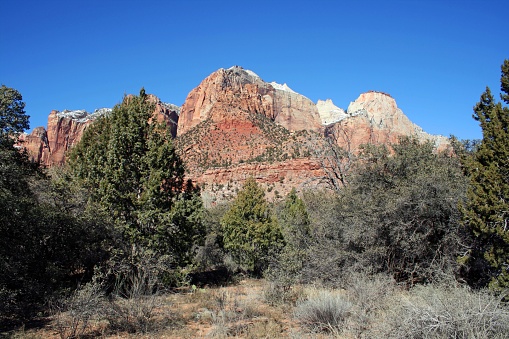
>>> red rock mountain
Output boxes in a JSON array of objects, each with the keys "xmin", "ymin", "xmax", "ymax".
[
  {"xmin": 178, "ymin": 66, "xmax": 322, "ymax": 135},
  {"xmin": 21, "ymin": 66, "xmax": 448, "ymax": 204},
  {"xmin": 324, "ymin": 91, "xmax": 449, "ymax": 153},
  {"xmin": 21, "ymin": 95, "xmax": 179, "ymax": 166}
]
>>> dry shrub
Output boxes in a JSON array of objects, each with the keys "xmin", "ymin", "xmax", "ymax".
[
  {"xmin": 264, "ymin": 281, "xmax": 304, "ymax": 306},
  {"xmin": 294, "ymin": 289, "xmax": 352, "ymax": 333},
  {"xmin": 205, "ymin": 284, "xmax": 273, "ymax": 338},
  {"xmin": 101, "ymin": 266, "xmax": 164, "ymax": 334},
  {"xmin": 245, "ymin": 319, "xmax": 283, "ymax": 338},
  {"xmin": 342, "ymin": 272, "xmax": 397, "ymax": 336},
  {"xmin": 51, "ymin": 282, "xmax": 103, "ymax": 339},
  {"xmin": 372, "ymin": 284, "xmax": 509, "ymax": 339}
]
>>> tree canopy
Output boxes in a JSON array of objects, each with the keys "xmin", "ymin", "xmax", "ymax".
[
  {"xmin": 69, "ymin": 89, "xmax": 204, "ymax": 264},
  {"xmin": 0, "ymin": 85, "xmax": 29, "ymax": 139},
  {"xmin": 221, "ymin": 177, "xmax": 284, "ymax": 275},
  {"xmin": 460, "ymin": 59, "xmax": 509, "ymax": 290},
  {"xmin": 1, "ymin": 86, "xmax": 109, "ymax": 321},
  {"xmin": 301, "ymin": 137, "xmax": 467, "ymax": 286}
]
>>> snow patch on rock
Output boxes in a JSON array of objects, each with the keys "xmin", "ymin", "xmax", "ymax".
[
  {"xmin": 244, "ymin": 69, "xmax": 261, "ymax": 79},
  {"xmin": 57, "ymin": 108, "xmax": 112, "ymax": 123},
  {"xmin": 270, "ymin": 82, "xmax": 296, "ymax": 93},
  {"xmin": 161, "ymin": 102, "xmax": 181, "ymax": 115}
]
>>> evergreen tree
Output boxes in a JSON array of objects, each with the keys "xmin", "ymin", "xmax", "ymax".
[
  {"xmin": 0, "ymin": 85, "xmax": 29, "ymax": 140},
  {"xmin": 279, "ymin": 188, "xmax": 310, "ymax": 251},
  {"xmin": 69, "ymin": 89, "xmax": 204, "ymax": 264},
  {"xmin": 221, "ymin": 177, "xmax": 284, "ymax": 275},
  {"xmin": 460, "ymin": 60, "xmax": 509, "ymax": 290},
  {"xmin": 268, "ymin": 188, "xmax": 310, "ymax": 286},
  {"xmin": 0, "ymin": 87, "xmax": 109, "ymax": 321}
]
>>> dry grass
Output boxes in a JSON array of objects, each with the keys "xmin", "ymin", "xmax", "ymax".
[{"xmin": 6, "ymin": 277, "xmax": 509, "ymax": 338}]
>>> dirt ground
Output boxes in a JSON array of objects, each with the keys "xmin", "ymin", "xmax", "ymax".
[{"xmin": 8, "ymin": 279, "xmax": 324, "ymax": 339}]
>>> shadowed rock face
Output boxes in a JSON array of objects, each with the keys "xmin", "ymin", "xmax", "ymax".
[
  {"xmin": 18, "ymin": 126, "xmax": 50, "ymax": 164},
  {"xmin": 20, "ymin": 67, "xmax": 449, "ymax": 203}
]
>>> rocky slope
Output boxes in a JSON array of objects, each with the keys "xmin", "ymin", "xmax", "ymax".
[{"xmin": 21, "ymin": 66, "xmax": 448, "ymax": 204}]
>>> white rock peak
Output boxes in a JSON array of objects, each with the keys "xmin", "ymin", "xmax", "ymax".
[{"xmin": 316, "ymin": 99, "xmax": 348, "ymax": 125}]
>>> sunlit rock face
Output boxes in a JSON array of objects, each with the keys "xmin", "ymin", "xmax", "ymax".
[
  {"xmin": 177, "ymin": 66, "xmax": 323, "ymax": 136},
  {"xmin": 316, "ymin": 99, "xmax": 348, "ymax": 125},
  {"xmin": 21, "ymin": 96, "xmax": 179, "ymax": 166},
  {"xmin": 325, "ymin": 91, "xmax": 449, "ymax": 151},
  {"xmin": 21, "ymin": 67, "xmax": 449, "ymax": 204}
]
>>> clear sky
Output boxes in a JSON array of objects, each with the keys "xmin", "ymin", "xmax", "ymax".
[{"xmin": 1, "ymin": 0, "xmax": 507, "ymax": 140}]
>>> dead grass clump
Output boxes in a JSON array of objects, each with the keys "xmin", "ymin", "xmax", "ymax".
[
  {"xmin": 342, "ymin": 272, "xmax": 397, "ymax": 336},
  {"xmin": 264, "ymin": 282, "xmax": 305, "ymax": 307},
  {"xmin": 294, "ymin": 289, "xmax": 352, "ymax": 333},
  {"xmin": 372, "ymin": 284, "xmax": 509, "ymax": 339}
]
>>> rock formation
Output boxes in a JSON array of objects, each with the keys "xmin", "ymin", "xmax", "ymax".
[
  {"xmin": 20, "ymin": 67, "xmax": 449, "ymax": 204},
  {"xmin": 316, "ymin": 99, "xmax": 348, "ymax": 125},
  {"xmin": 178, "ymin": 66, "xmax": 323, "ymax": 136},
  {"xmin": 18, "ymin": 126, "xmax": 50, "ymax": 164},
  {"xmin": 21, "ymin": 96, "xmax": 179, "ymax": 166},
  {"xmin": 325, "ymin": 91, "xmax": 449, "ymax": 151}
]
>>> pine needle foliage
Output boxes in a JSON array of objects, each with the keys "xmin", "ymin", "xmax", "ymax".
[
  {"xmin": 69, "ymin": 89, "xmax": 204, "ymax": 264},
  {"xmin": 460, "ymin": 60, "xmax": 509, "ymax": 290},
  {"xmin": 220, "ymin": 177, "xmax": 284, "ymax": 275}
]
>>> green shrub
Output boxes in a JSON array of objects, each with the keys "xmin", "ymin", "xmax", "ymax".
[
  {"xmin": 221, "ymin": 178, "xmax": 284, "ymax": 276},
  {"xmin": 301, "ymin": 138, "xmax": 467, "ymax": 287}
]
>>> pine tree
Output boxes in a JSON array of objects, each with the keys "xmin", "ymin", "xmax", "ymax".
[
  {"xmin": 69, "ymin": 89, "xmax": 204, "ymax": 264},
  {"xmin": 461, "ymin": 60, "xmax": 509, "ymax": 290},
  {"xmin": 0, "ymin": 84, "xmax": 29, "ymax": 140},
  {"xmin": 1, "ymin": 86, "xmax": 109, "ymax": 319},
  {"xmin": 221, "ymin": 177, "xmax": 284, "ymax": 275},
  {"xmin": 268, "ymin": 188, "xmax": 310, "ymax": 286},
  {"xmin": 279, "ymin": 188, "xmax": 310, "ymax": 251}
]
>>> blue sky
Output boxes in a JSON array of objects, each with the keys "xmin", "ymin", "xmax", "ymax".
[{"xmin": 1, "ymin": 0, "xmax": 507, "ymax": 140}]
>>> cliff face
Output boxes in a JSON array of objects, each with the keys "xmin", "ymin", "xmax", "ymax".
[
  {"xmin": 20, "ymin": 109, "xmax": 103, "ymax": 166},
  {"xmin": 175, "ymin": 67, "xmax": 330, "ymax": 204},
  {"xmin": 18, "ymin": 126, "xmax": 50, "ymax": 164},
  {"xmin": 22, "ymin": 67, "xmax": 449, "ymax": 204},
  {"xmin": 316, "ymin": 99, "xmax": 348, "ymax": 125},
  {"xmin": 22, "ymin": 96, "xmax": 179, "ymax": 166},
  {"xmin": 178, "ymin": 66, "xmax": 323, "ymax": 136},
  {"xmin": 325, "ymin": 91, "xmax": 449, "ymax": 152}
]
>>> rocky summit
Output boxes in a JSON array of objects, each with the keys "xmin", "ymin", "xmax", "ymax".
[{"xmin": 21, "ymin": 66, "xmax": 448, "ymax": 204}]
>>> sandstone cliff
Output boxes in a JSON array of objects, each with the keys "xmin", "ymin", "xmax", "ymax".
[
  {"xmin": 21, "ymin": 67, "xmax": 449, "ymax": 204},
  {"xmin": 324, "ymin": 91, "xmax": 448, "ymax": 152},
  {"xmin": 316, "ymin": 99, "xmax": 348, "ymax": 125},
  {"xmin": 175, "ymin": 66, "xmax": 330, "ymax": 204},
  {"xmin": 22, "ymin": 96, "xmax": 179, "ymax": 166},
  {"xmin": 178, "ymin": 66, "xmax": 323, "ymax": 136}
]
